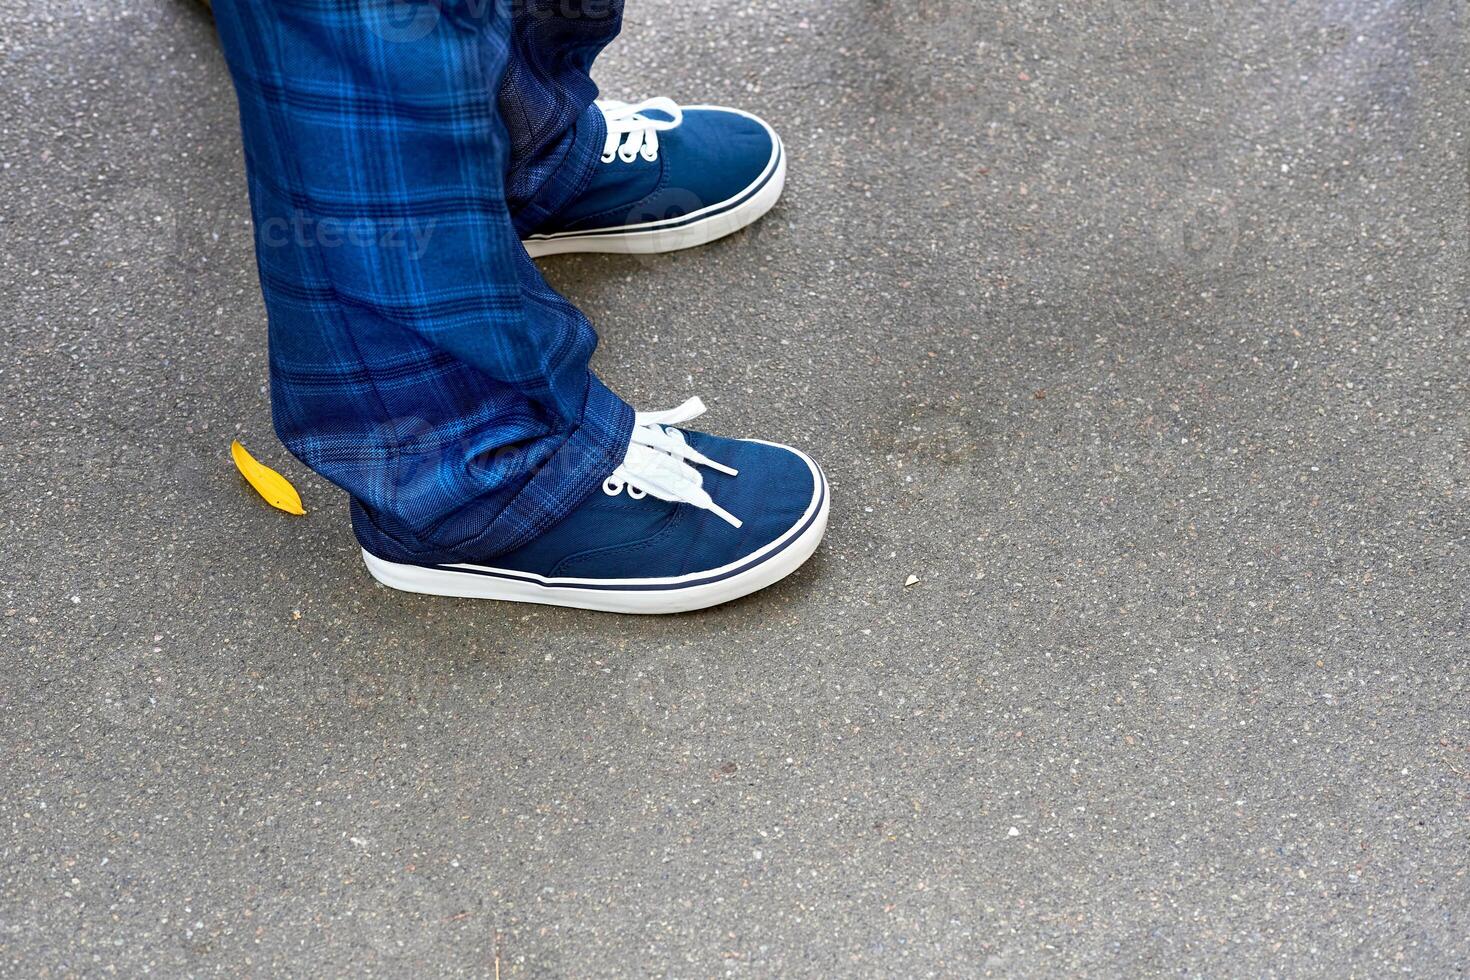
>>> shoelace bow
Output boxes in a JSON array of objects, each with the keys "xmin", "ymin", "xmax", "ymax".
[
  {"xmin": 598, "ymin": 97, "xmax": 684, "ymax": 163},
  {"xmin": 602, "ymin": 397, "xmax": 743, "ymax": 528}
]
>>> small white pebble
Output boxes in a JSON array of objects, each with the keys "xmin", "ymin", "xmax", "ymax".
[
  {"xmin": 1007, "ymin": 826, "xmax": 1020, "ymax": 837},
  {"xmin": 904, "ymin": 574, "xmax": 919, "ymax": 588}
]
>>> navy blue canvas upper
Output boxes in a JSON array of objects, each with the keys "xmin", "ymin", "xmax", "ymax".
[
  {"xmin": 354, "ymin": 430, "xmax": 816, "ymax": 579},
  {"xmin": 533, "ymin": 107, "xmax": 778, "ymax": 235}
]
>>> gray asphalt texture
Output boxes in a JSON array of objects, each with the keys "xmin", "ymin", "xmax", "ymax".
[{"xmin": 3, "ymin": 0, "xmax": 1468, "ymax": 976}]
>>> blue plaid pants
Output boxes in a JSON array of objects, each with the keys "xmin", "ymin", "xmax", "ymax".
[{"xmin": 213, "ymin": 0, "xmax": 634, "ymax": 560}]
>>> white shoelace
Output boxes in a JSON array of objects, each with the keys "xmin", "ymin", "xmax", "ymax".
[
  {"xmin": 598, "ymin": 97, "xmax": 684, "ymax": 163},
  {"xmin": 602, "ymin": 397, "xmax": 743, "ymax": 528}
]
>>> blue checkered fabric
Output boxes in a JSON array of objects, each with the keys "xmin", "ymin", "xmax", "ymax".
[
  {"xmin": 501, "ymin": 0, "xmax": 625, "ymax": 234},
  {"xmin": 212, "ymin": 0, "xmax": 633, "ymax": 560}
]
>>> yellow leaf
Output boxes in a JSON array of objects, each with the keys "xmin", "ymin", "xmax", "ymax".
[{"xmin": 231, "ymin": 440, "xmax": 306, "ymax": 516}]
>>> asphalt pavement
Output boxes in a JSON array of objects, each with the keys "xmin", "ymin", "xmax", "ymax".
[{"xmin": 2, "ymin": 0, "xmax": 1466, "ymax": 975}]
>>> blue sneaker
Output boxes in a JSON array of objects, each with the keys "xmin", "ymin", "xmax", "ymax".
[
  {"xmin": 359, "ymin": 399, "xmax": 828, "ymax": 614},
  {"xmin": 522, "ymin": 98, "xmax": 786, "ymax": 257}
]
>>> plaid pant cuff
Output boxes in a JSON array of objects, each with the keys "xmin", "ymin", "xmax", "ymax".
[
  {"xmin": 444, "ymin": 375, "xmax": 634, "ymax": 560},
  {"xmin": 510, "ymin": 102, "xmax": 608, "ymax": 238}
]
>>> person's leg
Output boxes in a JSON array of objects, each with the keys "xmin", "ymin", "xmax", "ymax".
[
  {"xmin": 498, "ymin": 0, "xmax": 624, "ymax": 235},
  {"xmin": 211, "ymin": 0, "xmax": 632, "ymax": 560}
]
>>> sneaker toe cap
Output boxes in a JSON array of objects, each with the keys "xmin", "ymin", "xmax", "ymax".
[
  {"xmin": 653, "ymin": 107, "xmax": 781, "ymax": 215},
  {"xmin": 675, "ymin": 432, "xmax": 819, "ymax": 574}
]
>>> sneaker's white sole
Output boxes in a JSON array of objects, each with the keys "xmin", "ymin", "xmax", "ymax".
[
  {"xmin": 360, "ymin": 446, "xmax": 827, "ymax": 614},
  {"xmin": 522, "ymin": 106, "xmax": 786, "ymax": 258}
]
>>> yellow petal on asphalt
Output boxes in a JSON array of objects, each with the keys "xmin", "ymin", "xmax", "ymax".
[{"xmin": 231, "ymin": 440, "xmax": 306, "ymax": 516}]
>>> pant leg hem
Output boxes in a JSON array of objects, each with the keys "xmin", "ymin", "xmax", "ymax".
[
  {"xmin": 510, "ymin": 103, "xmax": 606, "ymax": 238},
  {"xmin": 351, "ymin": 376, "xmax": 634, "ymax": 564}
]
